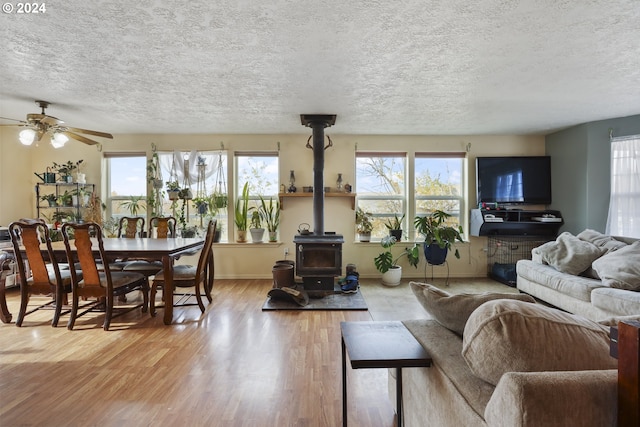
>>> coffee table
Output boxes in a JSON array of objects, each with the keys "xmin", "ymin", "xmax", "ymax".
[{"xmin": 340, "ymin": 321, "xmax": 432, "ymax": 427}]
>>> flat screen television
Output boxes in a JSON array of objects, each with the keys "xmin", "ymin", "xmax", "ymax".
[{"xmin": 476, "ymin": 156, "xmax": 552, "ymax": 205}]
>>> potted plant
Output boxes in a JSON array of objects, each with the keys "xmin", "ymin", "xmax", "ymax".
[
  {"xmin": 259, "ymin": 196, "xmax": 280, "ymax": 242},
  {"xmin": 414, "ymin": 210, "xmax": 464, "ymax": 266},
  {"xmin": 179, "ymin": 187, "xmax": 193, "ymax": 200},
  {"xmin": 40, "ymin": 193, "xmax": 58, "ymax": 207},
  {"xmin": 355, "ymin": 207, "xmax": 373, "ymax": 242},
  {"xmin": 57, "ymin": 190, "xmax": 74, "ymax": 207},
  {"xmin": 385, "ymin": 213, "xmax": 405, "ymax": 241},
  {"xmin": 192, "ymin": 196, "xmax": 209, "ymax": 215},
  {"xmin": 52, "ymin": 160, "xmax": 82, "ymax": 183},
  {"xmin": 249, "ymin": 210, "xmax": 265, "ymax": 243},
  {"xmin": 373, "ymin": 235, "xmax": 420, "ymax": 286},
  {"xmin": 166, "ymin": 180, "xmax": 181, "ymax": 200},
  {"xmin": 119, "ymin": 195, "xmax": 146, "ymax": 216},
  {"xmin": 234, "ymin": 182, "xmax": 250, "ymax": 242}
]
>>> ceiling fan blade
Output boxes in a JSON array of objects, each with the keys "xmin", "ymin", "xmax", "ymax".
[
  {"xmin": 63, "ymin": 131, "xmax": 99, "ymax": 146},
  {"xmin": 0, "ymin": 116, "xmax": 27, "ymax": 124},
  {"xmin": 66, "ymin": 126, "xmax": 113, "ymax": 139},
  {"xmin": 0, "ymin": 123, "xmax": 27, "ymax": 127}
]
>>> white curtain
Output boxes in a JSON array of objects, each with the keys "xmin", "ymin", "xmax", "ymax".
[
  {"xmin": 605, "ymin": 134, "xmax": 640, "ymax": 238},
  {"xmin": 159, "ymin": 150, "xmax": 222, "ymax": 190}
]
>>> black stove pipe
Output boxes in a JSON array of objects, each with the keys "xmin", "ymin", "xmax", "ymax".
[{"xmin": 301, "ymin": 114, "xmax": 336, "ymax": 236}]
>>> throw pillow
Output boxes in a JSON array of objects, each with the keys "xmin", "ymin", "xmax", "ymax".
[
  {"xmin": 409, "ymin": 282, "xmax": 536, "ymax": 336},
  {"xmin": 577, "ymin": 229, "xmax": 628, "ymax": 253},
  {"xmin": 592, "ymin": 241, "xmax": 640, "ymax": 291},
  {"xmin": 536, "ymin": 232, "xmax": 605, "ymax": 275},
  {"xmin": 462, "ymin": 299, "xmax": 617, "ymax": 386}
]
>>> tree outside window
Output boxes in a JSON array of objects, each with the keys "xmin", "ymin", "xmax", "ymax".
[
  {"xmin": 235, "ymin": 152, "xmax": 279, "ymax": 209},
  {"xmin": 356, "ymin": 153, "xmax": 406, "ymax": 240},
  {"xmin": 356, "ymin": 152, "xmax": 465, "ymax": 241},
  {"xmin": 414, "ymin": 154, "xmax": 464, "ymax": 239}
]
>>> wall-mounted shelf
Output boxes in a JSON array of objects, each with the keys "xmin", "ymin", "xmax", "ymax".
[{"xmin": 278, "ymin": 192, "xmax": 356, "ymax": 210}]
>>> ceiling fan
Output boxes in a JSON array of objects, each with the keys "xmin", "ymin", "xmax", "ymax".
[{"xmin": 0, "ymin": 100, "xmax": 113, "ymax": 148}]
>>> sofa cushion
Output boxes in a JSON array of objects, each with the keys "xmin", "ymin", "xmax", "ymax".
[
  {"xmin": 591, "ymin": 287, "xmax": 640, "ymax": 316},
  {"xmin": 516, "ymin": 260, "xmax": 603, "ymax": 302},
  {"xmin": 403, "ymin": 319, "xmax": 495, "ymax": 421},
  {"xmin": 592, "ymin": 241, "xmax": 640, "ymax": 291},
  {"xmin": 535, "ymin": 232, "xmax": 605, "ymax": 275},
  {"xmin": 462, "ymin": 299, "xmax": 617, "ymax": 386},
  {"xmin": 577, "ymin": 229, "xmax": 628, "ymax": 252},
  {"xmin": 409, "ymin": 281, "xmax": 535, "ymax": 335}
]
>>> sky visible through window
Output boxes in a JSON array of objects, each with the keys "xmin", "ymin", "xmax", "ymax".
[
  {"xmin": 356, "ymin": 157, "xmax": 461, "ymax": 194},
  {"xmin": 110, "ymin": 157, "xmax": 146, "ymax": 196}
]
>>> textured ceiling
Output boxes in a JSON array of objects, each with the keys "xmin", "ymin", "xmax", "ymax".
[{"xmin": 1, "ymin": 0, "xmax": 639, "ymax": 136}]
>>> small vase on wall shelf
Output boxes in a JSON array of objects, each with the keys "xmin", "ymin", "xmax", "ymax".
[{"xmin": 288, "ymin": 170, "xmax": 297, "ymax": 193}]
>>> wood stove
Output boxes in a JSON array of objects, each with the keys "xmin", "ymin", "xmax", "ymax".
[
  {"xmin": 294, "ymin": 114, "xmax": 343, "ymax": 296},
  {"xmin": 294, "ymin": 233, "xmax": 344, "ymax": 293}
]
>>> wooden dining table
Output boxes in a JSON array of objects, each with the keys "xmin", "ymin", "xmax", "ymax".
[{"xmin": 0, "ymin": 237, "xmax": 205, "ymax": 326}]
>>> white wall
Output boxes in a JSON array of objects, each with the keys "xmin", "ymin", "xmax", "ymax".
[{"xmin": 0, "ymin": 128, "xmax": 545, "ymax": 279}]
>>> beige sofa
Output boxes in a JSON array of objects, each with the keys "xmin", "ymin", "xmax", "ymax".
[
  {"xmin": 390, "ymin": 283, "xmax": 619, "ymax": 427},
  {"xmin": 517, "ymin": 230, "xmax": 640, "ymax": 321}
]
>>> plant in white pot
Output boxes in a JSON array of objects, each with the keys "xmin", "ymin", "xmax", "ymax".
[
  {"xmin": 234, "ymin": 182, "xmax": 249, "ymax": 242},
  {"xmin": 414, "ymin": 210, "xmax": 464, "ymax": 266},
  {"xmin": 259, "ymin": 196, "xmax": 280, "ymax": 242},
  {"xmin": 373, "ymin": 235, "xmax": 420, "ymax": 286},
  {"xmin": 249, "ymin": 209, "xmax": 265, "ymax": 243}
]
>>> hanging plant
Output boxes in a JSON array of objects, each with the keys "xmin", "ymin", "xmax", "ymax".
[
  {"xmin": 212, "ymin": 150, "xmax": 228, "ymax": 210},
  {"xmin": 147, "ymin": 143, "xmax": 164, "ymax": 216},
  {"xmin": 166, "ymin": 154, "xmax": 181, "ymax": 201}
]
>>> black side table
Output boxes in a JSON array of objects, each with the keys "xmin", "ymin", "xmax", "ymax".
[{"xmin": 341, "ymin": 321, "xmax": 432, "ymax": 427}]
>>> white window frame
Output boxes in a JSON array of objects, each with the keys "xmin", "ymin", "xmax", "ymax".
[{"xmin": 355, "ymin": 151, "xmax": 466, "ymax": 242}]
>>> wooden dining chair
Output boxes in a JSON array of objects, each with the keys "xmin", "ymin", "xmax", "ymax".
[
  {"xmin": 61, "ymin": 222, "xmax": 149, "ymax": 331},
  {"xmin": 117, "ymin": 216, "xmax": 146, "ymax": 238},
  {"xmin": 148, "ymin": 216, "xmax": 177, "ymax": 239},
  {"xmin": 150, "ymin": 220, "xmax": 216, "ymax": 316},
  {"xmin": 122, "ymin": 217, "xmax": 178, "ymax": 278},
  {"xmin": 9, "ymin": 218, "xmax": 74, "ymax": 327},
  {"xmin": 105, "ymin": 216, "xmax": 147, "ymax": 272}
]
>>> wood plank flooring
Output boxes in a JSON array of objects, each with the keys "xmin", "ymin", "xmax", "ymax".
[{"xmin": 0, "ymin": 277, "xmax": 509, "ymax": 427}]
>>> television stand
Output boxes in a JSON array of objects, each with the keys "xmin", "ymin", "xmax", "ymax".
[
  {"xmin": 470, "ymin": 208, "xmax": 563, "ymax": 286},
  {"xmin": 470, "ymin": 208, "xmax": 563, "ymax": 237}
]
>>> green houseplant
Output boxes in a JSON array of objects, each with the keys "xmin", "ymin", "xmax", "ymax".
[
  {"xmin": 384, "ymin": 213, "xmax": 405, "ymax": 241},
  {"xmin": 166, "ymin": 180, "xmax": 181, "ymax": 201},
  {"xmin": 259, "ymin": 196, "xmax": 280, "ymax": 242},
  {"xmin": 40, "ymin": 193, "xmax": 58, "ymax": 206},
  {"xmin": 414, "ymin": 210, "xmax": 464, "ymax": 265},
  {"xmin": 355, "ymin": 207, "xmax": 373, "ymax": 242},
  {"xmin": 234, "ymin": 182, "xmax": 250, "ymax": 242},
  {"xmin": 249, "ymin": 209, "xmax": 265, "ymax": 243},
  {"xmin": 119, "ymin": 195, "xmax": 146, "ymax": 216},
  {"xmin": 373, "ymin": 235, "xmax": 420, "ymax": 286},
  {"xmin": 192, "ymin": 196, "xmax": 209, "ymax": 215},
  {"xmin": 52, "ymin": 160, "xmax": 82, "ymax": 182}
]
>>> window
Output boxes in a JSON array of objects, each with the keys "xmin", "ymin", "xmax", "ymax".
[
  {"xmin": 355, "ymin": 151, "xmax": 466, "ymax": 241},
  {"xmin": 606, "ymin": 134, "xmax": 640, "ymax": 238},
  {"xmin": 414, "ymin": 153, "xmax": 465, "ymax": 239},
  {"xmin": 355, "ymin": 153, "xmax": 407, "ymax": 239},
  {"xmin": 235, "ymin": 152, "xmax": 279, "ymax": 205},
  {"xmin": 105, "ymin": 153, "xmax": 147, "ymax": 221},
  {"xmin": 158, "ymin": 150, "xmax": 229, "ymax": 240}
]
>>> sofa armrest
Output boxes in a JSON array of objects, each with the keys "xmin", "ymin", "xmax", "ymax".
[{"xmin": 485, "ymin": 370, "xmax": 617, "ymax": 427}]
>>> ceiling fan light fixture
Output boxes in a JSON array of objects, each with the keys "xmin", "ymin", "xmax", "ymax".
[
  {"xmin": 19, "ymin": 128, "xmax": 36, "ymax": 145},
  {"xmin": 51, "ymin": 132, "xmax": 69, "ymax": 148}
]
